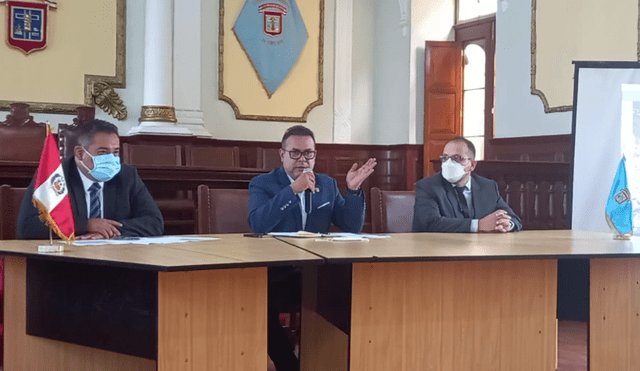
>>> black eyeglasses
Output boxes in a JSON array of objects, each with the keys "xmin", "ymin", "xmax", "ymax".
[
  {"xmin": 282, "ymin": 149, "xmax": 317, "ymax": 160},
  {"xmin": 439, "ymin": 154, "xmax": 472, "ymax": 164}
]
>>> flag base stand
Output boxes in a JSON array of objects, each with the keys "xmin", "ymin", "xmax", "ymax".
[
  {"xmin": 38, "ymin": 244, "xmax": 65, "ymax": 253},
  {"xmin": 613, "ymin": 234, "xmax": 632, "ymax": 240}
]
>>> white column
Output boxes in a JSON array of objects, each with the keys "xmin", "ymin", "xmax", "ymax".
[
  {"xmin": 128, "ymin": 0, "xmax": 192, "ymax": 135},
  {"xmin": 333, "ymin": 0, "xmax": 353, "ymax": 143},
  {"xmin": 174, "ymin": 0, "xmax": 211, "ymax": 137}
]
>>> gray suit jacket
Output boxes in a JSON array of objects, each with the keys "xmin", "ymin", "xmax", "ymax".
[{"xmin": 412, "ymin": 173, "xmax": 522, "ymax": 233}]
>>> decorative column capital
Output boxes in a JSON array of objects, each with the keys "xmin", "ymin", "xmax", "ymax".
[{"xmin": 139, "ymin": 105, "xmax": 177, "ymax": 123}]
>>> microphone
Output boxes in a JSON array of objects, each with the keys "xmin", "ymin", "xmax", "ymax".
[{"xmin": 303, "ymin": 168, "xmax": 313, "ymax": 215}]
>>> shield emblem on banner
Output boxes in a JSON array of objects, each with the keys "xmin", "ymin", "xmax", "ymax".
[
  {"xmin": 6, "ymin": 1, "xmax": 49, "ymax": 54},
  {"xmin": 259, "ymin": 3, "xmax": 286, "ymax": 37}
]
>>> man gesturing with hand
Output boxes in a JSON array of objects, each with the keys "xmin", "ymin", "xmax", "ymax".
[
  {"xmin": 249, "ymin": 125, "xmax": 376, "ymax": 234},
  {"xmin": 248, "ymin": 125, "xmax": 376, "ymax": 371},
  {"xmin": 412, "ymin": 136, "xmax": 522, "ymax": 233}
]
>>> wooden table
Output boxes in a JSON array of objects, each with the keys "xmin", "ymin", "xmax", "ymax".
[
  {"xmin": 278, "ymin": 230, "xmax": 640, "ymax": 371},
  {"xmin": 0, "ymin": 235, "xmax": 322, "ymax": 371}
]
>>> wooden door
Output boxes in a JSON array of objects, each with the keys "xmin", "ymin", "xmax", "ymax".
[{"xmin": 424, "ymin": 41, "xmax": 462, "ymax": 176}]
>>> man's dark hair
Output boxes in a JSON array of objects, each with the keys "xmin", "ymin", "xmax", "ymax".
[
  {"xmin": 76, "ymin": 119, "xmax": 119, "ymax": 148},
  {"xmin": 447, "ymin": 136, "xmax": 476, "ymax": 159},
  {"xmin": 281, "ymin": 125, "xmax": 315, "ymax": 147}
]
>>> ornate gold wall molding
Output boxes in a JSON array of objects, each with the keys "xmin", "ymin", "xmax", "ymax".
[
  {"xmin": 139, "ymin": 106, "xmax": 177, "ymax": 123},
  {"xmin": 530, "ymin": 0, "xmax": 571, "ymax": 113},
  {"xmin": 531, "ymin": 0, "xmax": 640, "ymax": 113},
  {"xmin": 218, "ymin": 0, "xmax": 324, "ymax": 122},
  {"xmin": 0, "ymin": 0, "xmax": 127, "ymax": 119}
]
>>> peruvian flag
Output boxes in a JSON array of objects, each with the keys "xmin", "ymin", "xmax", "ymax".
[{"xmin": 32, "ymin": 128, "xmax": 75, "ymax": 241}]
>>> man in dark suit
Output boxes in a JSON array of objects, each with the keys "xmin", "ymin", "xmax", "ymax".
[
  {"xmin": 249, "ymin": 125, "xmax": 376, "ymax": 234},
  {"xmin": 412, "ymin": 136, "xmax": 522, "ymax": 233},
  {"xmin": 249, "ymin": 125, "xmax": 376, "ymax": 371},
  {"xmin": 18, "ymin": 119, "xmax": 163, "ymax": 240}
]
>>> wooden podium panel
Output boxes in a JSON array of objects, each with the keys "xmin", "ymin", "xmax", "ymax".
[
  {"xmin": 158, "ymin": 268, "xmax": 267, "ymax": 371},
  {"xmin": 301, "ymin": 259, "xmax": 557, "ymax": 371},
  {"xmin": 349, "ymin": 260, "xmax": 557, "ymax": 371},
  {"xmin": 590, "ymin": 258, "xmax": 640, "ymax": 371}
]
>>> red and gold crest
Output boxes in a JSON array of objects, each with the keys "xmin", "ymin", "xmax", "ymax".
[
  {"xmin": 3, "ymin": 0, "xmax": 56, "ymax": 54},
  {"xmin": 258, "ymin": 3, "xmax": 286, "ymax": 37}
]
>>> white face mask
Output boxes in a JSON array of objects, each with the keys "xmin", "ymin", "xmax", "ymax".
[{"xmin": 441, "ymin": 159, "xmax": 468, "ymax": 184}]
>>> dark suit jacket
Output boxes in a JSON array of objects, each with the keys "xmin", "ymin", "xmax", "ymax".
[
  {"xmin": 18, "ymin": 157, "xmax": 164, "ymax": 239},
  {"xmin": 412, "ymin": 173, "xmax": 522, "ymax": 233},
  {"xmin": 248, "ymin": 167, "xmax": 365, "ymax": 234}
]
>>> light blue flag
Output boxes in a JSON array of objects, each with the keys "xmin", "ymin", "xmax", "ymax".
[
  {"xmin": 233, "ymin": 0, "xmax": 309, "ymax": 97},
  {"xmin": 605, "ymin": 157, "xmax": 633, "ymax": 235}
]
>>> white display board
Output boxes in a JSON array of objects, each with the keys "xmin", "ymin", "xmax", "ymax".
[{"xmin": 571, "ymin": 63, "xmax": 640, "ymax": 233}]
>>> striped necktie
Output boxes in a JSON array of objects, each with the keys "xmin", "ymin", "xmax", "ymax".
[{"xmin": 89, "ymin": 182, "xmax": 101, "ymax": 219}]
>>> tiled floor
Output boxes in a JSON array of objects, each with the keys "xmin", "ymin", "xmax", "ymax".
[{"xmin": 557, "ymin": 320, "xmax": 588, "ymax": 371}]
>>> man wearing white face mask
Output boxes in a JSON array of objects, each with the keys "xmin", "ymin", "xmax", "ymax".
[
  {"xmin": 18, "ymin": 119, "xmax": 164, "ymax": 240},
  {"xmin": 412, "ymin": 137, "xmax": 522, "ymax": 233}
]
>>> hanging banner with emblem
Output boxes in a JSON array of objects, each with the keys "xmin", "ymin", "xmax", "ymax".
[
  {"xmin": 4, "ymin": 0, "xmax": 57, "ymax": 54},
  {"xmin": 233, "ymin": 0, "xmax": 308, "ymax": 98}
]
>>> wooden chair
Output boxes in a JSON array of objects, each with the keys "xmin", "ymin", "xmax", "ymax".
[
  {"xmin": 0, "ymin": 184, "xmax": 27, "ymax": 240},
  {"xmin": 0, "ymin": 103, "xmax": 46, "ymax": 162},
  {"xmin": 196, "ymin": 185, "xmax": 250, "ymax": 234},
  {"xmin": 186, "ymin": 145, "xmax": 240, "ymax": 168},
  {"xmin": 57, "ymin": 107, "xmax": 96, "ymax": 159},
  {"xmin": 370, "ymin": 187, "xmax": 415, "ymax": 233}
]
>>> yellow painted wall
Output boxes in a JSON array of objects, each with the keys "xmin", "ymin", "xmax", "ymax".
[
  {"xmin": 0, "ymin": 0, "xmax": 117, "ymax": 105},
  {"xmin": 221, "ymin": 0, "xmax": 321, "ymax": 118},
  {"xmin": 535, "ymin": 0, "xmax": 637, "ymax": 109}
]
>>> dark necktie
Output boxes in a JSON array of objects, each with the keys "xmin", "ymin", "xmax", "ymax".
[
  {"xmin": 455, "ymin": 186, "xmax": 470, "ymax": 218},
  {"xmin": 89, "ymin": 182, "xmax": 101, "ymax": 219}
]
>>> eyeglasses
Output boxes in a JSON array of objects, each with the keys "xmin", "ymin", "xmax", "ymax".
[
  {"xmin": 283, "ymin": 149, "xmax": 317, "ymax": 160},
  {"xmin": 439, "ymin": 154, "xmax": 472, "ymax": 164}
]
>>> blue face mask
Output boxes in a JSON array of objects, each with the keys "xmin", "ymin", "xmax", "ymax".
[{"xmin": 81, "ymin": 148, "xmax": 121, "ymax": 182}]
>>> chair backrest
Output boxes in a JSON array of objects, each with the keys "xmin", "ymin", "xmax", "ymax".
[
  {"xmin": 0, "ymin": 184, "xmax": 27, "ymax": 240},
  {"xmin": 370, "ymin": 187, "xmax": 416, "ymax": 233},
  {"xmin": 121, "ymin": 143, "xmax": 182, "ymax": 166},
  {"xmin": 186, "ymin": 145, "xmax": 240, "ymax": 168},
  {"xmin": 196, "ymin": 185, "xmax": 251, "ymax": 234},
  {"xmin": 58, "ymin": 107, "xmax": 96, "ymax": 159},
  {"xmin": 0, "ymin": 103, "xmax": 47, "ymax": 162}
]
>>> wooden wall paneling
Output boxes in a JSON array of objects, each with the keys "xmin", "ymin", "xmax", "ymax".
[
  {"xmin": 158, "ymin": 267, "xmax": 268, "ymax": 371},
  {"xmin": 349, "ymin": 260, "xmax": 556, "ymax": 371},
  {"xmin": 121, "ymin": 143, "xmax": 182, "ymax": 166},
  {"xmin": 487, "ymin": 135, "xmax": 572, "ymax": 162},
  {"xmin": 590, "ymin": 258, "xmax": 640, "ymax": 371},
  {"xmin": 4, "ymin": 256, "xmax": 156, "ymax": 371},
  {"xmin": 185, "ymin": 145, "xmax": 241, "ymax": 168}
]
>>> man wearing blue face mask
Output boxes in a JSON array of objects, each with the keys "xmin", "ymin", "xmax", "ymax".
[
  {"xmin": 412, "ymin": 136, "xmax": 522, "ymax": 233},
  {"xmin": 18, "ymin": 119, "xmax": 164, "ymax": 240}
]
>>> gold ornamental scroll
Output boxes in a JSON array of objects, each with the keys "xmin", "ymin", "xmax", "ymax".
[
  {"xmin": 531, "ymin": 0, "xmax": 639, "ymax": 113},
  {"xmin": 0, "ymin": 0, "xmax": 125, "ymax": 117},
  {"xmin": 219, "ymin": 0, "xmax": 324, "ymax": 122}
]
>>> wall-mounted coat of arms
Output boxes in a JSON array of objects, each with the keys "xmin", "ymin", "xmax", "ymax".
[{"xmin": 3, "ymin": 0, "xmax": 57, "ymax": 54}]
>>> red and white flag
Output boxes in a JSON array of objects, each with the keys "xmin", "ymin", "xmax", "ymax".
[{"xmin": 32, "ymin": 127, "xmax": 75, "ymax": 241}]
